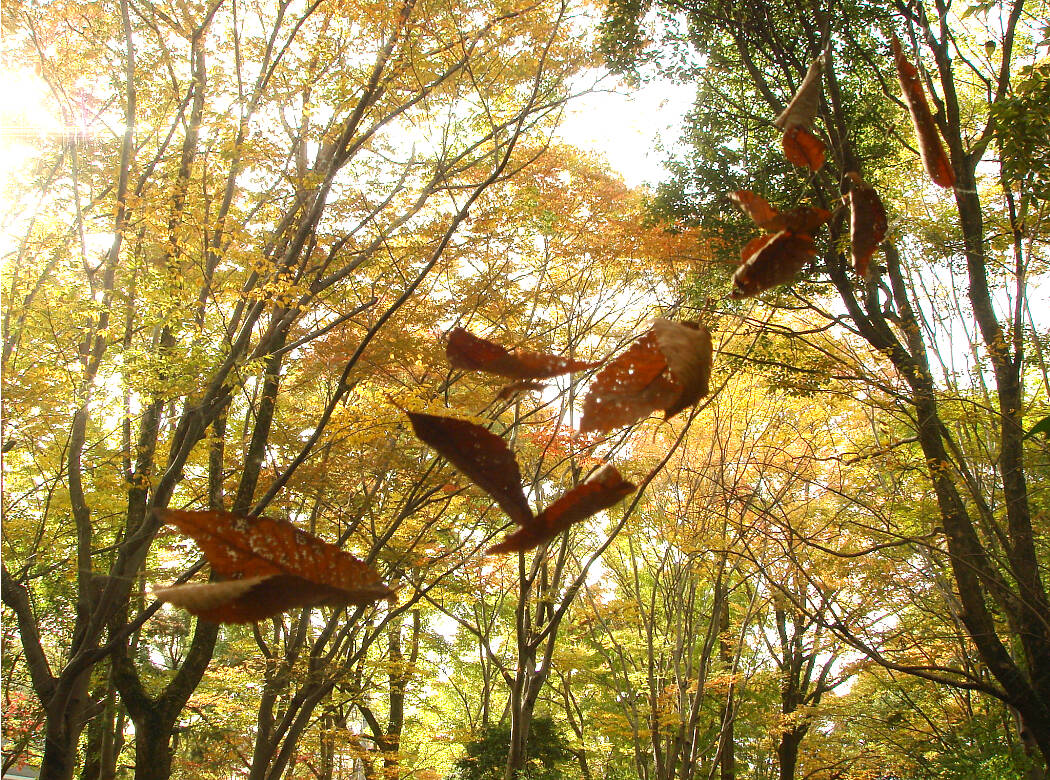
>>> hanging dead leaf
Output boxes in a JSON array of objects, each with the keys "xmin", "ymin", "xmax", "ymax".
[
  {"xmin": 652, "ymin": 319, "xmax": 713, "ymax": 419},
  {"xmin": 487, "ymin": 464, "xmax": 636, "ymax": 554},
  {"xmin": 579, "ymin": 331, "xmax": 678, "ymax": 434},
  {"xmin": 731, "ymin": 231, "xmax": 816, "ymax": 298},
  {"xmin": 153, "ymin": 509, "xmax": 393, "ymax": 623},
  {"xmin": 153, "ymin": 574, "xmax": 389, "ymax": 623},
  {"xmin": 497, "ymin": 379, "xmax": 548, "ymax": 400},
  {"xmin": 405, "ymin": 410, "xmax": 533, "ymax": 525},
  {"xmin": 842, "ymin": 172, "xmax": 888, "ymax": 277},
  {"xmin": 774, "ymin": 56, "xmax": 827, "ymax": 170},
  {"xmin": 729, "ymin": 191, "xmax": 831, "ymax": 234},
  {"xmin": 447, "ymin": 327, "xmax": 597, "ymax": 379},
  {"xmin": 782, "ymin": 126, "xmax": 827, "ymax": 171},
  {"xmin": 580, "ymin": 320, "xmax": 713, "ymax": 433},
  {"xmin": 779, "ymin": 205, "xmax": 832, "ymax": 235},
  {"xmin": 775, "ymin": 55, "xmax": 825, "ymax": 132},
  {"xmin": 729, "ymin": 191, "xmax": 782, "ymax": 231},
  {"xmin": 890, "ymin": 36, "xmax": 955, "ymax": 189},
  {"xmin": 739, "ymin": 232, "xmax": 780, "ymax": 264}
]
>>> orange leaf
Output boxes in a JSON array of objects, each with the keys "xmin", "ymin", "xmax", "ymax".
[
  {"xmin": 497, "ymin": 379, "xmax": 548, "ymax": 399},
  {"xmin": 842, "ymin": 172, "xmax": 888, "ymax": 277},
  {"xmin": 731, "ymin": 231, "xmax": 816, "ymax": 298},
  {"xmin": 406, "ymin": 410, "xmax": 533, "ymax": 526},
  {"xmin": 777, "ymin": 205, "xmax": 832, "ymax": 235},
  {"xmin": 580, "ymin": 321, "xmax": 713, "ymax": 433},
  {"xmin": 774, "ymin": 55, "xmax": 824, "ymax": 132},
  {"xmin": 891, "ymin": 37, "xmax": 955, "ymax": 189},
  {"xmin": 730, "ymin": 191, "xmax": 831, "ymax": 234},
  {"xmin": 447, "ymin": 328, "xmax": 597, "ymax": 379},
  {"xmin": 580, "ymin": 331, "xmax": 679, "ymax": 434},
  {"xmin": 782, "ymin": 126, "xmax": 826, "ymax": 170},
  {"xmin": 729, "ymin": 191, "xmax": 782, "ymax": 231},
  {"xmin": 739, "ymin": 233, "xmax": 780, "ymax": 264},
  {"xmin": 155, "ymin": 510, "xmax": 393, "ymax": 623},
  {"xmin": 487, "ymin": 465, "xmax": 636, "ymax": 554}
]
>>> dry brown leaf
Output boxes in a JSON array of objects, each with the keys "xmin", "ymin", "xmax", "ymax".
[
  {"xmin": 580, "ymin": 321, "xmax": 713, "ymax": 433},
  {"xmin": 153, "ymin": 574, "xmax": 387, "ymax": 623},
  {"xmin": 842, "ymin": 172, "xmax": 888, "ymax": 277},
  {"xmin": 487, "ymin": 465, "xmax": 636, "ymax": 554},
  {"xmin": 579, "ymin": 331, "xmax": 679, "ymax": 434},
  {"xmin": 731, "ymin": 231, "xmax": 816, "ymax": 298},
  {"xmin": 729, "ymin": 191, "xmax": 782, "ymax": 231},
  {"xmin": 729, "ymin": 191, "xmax": 831, "ymax": 235},
  {"xmin": 652, "ymin": 319, "xmax": 713, "ymax": 418},
  {"xmin": 775, "ymin": 55, "xmax": 825, "ymax": 131},
  {"xmin": 406, "ymin": 410, "xmax": 533, "ymax": 526},
  {"xmin": 447, "ymin": 327, "xmax": 597, "ymax": 379},
  {"xmin": 497, "ymin": 380, "xmax": 548, "ymax": 400},
  {"xmin": 891, "ymin": 36, "xmax": 955, "ymax": 189},
  {"xmin": 782, "ymin": 126, "xmax": 827, "ymax": 171},
  {"xmin": 154, "ymin": 510, "xmax": 393, "ymax": 623}
]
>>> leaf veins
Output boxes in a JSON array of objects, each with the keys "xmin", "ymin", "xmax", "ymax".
[{"xmin": 154, "ymin": 509, "xmax": 393, "ymax": 623}]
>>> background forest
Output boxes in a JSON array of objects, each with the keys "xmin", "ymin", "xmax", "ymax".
[{"xmin": 1, "ymin": 0, "xmax": 1048, "ymax": 778}]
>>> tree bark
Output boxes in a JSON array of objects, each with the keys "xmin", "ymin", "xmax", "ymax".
[
  {"xmin": 776, "ymin": 729, "xmax": 805, "ymax": 780},
  {"xmin": 717, "ymin": 589, "xmax": 735, "ymax": 780}
]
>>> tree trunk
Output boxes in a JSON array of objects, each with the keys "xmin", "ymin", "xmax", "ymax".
[
  {"xmin": 717, "ymin": 594, "xmax": 735, "ymax": 780},
  {"xmin": 131, "ymin": 713, "xmax": 176, "ymax": 780},
  {"xmin": 38, "ymin": 664, "xmax": 93, "ymax": 780},
  {"xmin": 39, "ymin": 706, "xmax": 87, "ymax": 780},
  {"xmin": 318, "ymin": 712, "xmax": 335, "ymax": 780},
  {"xmin": 80, "ymin": 690, "xmax": 106, "ymax": 780},
  {"xmin": 110, "ymin": 611, "xmax": 219, "ymax": 780},
  {"xmin": 80, "ymin": 679, "xmax": 122, "ymax": 780},
  {"xmin": 776, "ymin": 729, "xmax": 804, "ymax": 780},
  {"xmin": 378, "ymin": 610, "xmax": 419, "ymax": 778},
  {"xmin": 504, "ymin": 665, "xmax": 535, "ymax": 779},
  {"xmin": 102, "ymin": 702, "xmax": 125, "ymax": 780}
]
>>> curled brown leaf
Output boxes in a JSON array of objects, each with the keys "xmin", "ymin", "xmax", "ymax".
[
  {"xmin": 447, "ymin": 327, "xmax": 597, "ymax": 379},
  {"xmin": 775, "ymin": 55, "xmax": 825, "ymax": 132},
  {"xmin": 842, "ymin": 172, "xmax": 888, "ymax": 277},
  {"xmin": 580, "ymin": 320, "xmax": 713, "ymax": 433},
  {"xmin": 154, "ymin": 509, "xmax": 393, "ymax": 623},
  {"xmin": 891, "ymin": 36, "xmax": 955, "ymax": 189},
  {"xmin": 729, "ymin": 191, "xmax": 831, "ymax": 235},
  {"xmin": 487, "ymin": 464, "xmax": 636, "ymax": 554},
  {"xmin": 405, "ymin": 410, "xmax": 533, "ymax": 526},
  {"xmin": 731, "ymin": 231, "xmax": 816, "ymax": 298},
  {"xmin": 652, "ymin": 319, "xmax": 713, "ymax": 419}
]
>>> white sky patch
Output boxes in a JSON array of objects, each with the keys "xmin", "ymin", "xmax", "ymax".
[{"xmin": 557, "ymin": 76, "xmax": 695, "ymax": 189}]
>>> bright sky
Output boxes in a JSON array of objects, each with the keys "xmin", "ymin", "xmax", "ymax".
[
  {"xmin": 0, "ymin": 65, "xmax": 690, "ymax": 199},
  {"xmin": 0, "ymin": 67, "xmax": 57, "ymax": 186},
  {"xmin": 557, "ymin": 78, "xmax": 696, "ymax": 188}
]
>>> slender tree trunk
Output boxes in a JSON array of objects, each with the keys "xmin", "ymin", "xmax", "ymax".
[
  {"xmin": 380, "ymin": 612, "xmax": 418, "ymax": 778},
  {"xmin": 317, "ymin": 712, "xmax": 335, "ymax": 780},
  {"xmin": 505, "ymin": 666, "xmax": 534, "ymax": 779},
  {"xmin": 80, "ymin": 689, "xmax": 106, "ymax": 780},
  {"xmin": 79, "ymin": 678, "xmax": 122, "ymax": 780},
  {"xmin": 102, "ymin": 700, "xmax": 125, "ymax": 780},
  {"xmin": 717, "ymin": 593, "xmax": 735, "ymax": 780}
]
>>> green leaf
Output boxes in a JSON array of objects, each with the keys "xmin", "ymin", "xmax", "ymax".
[{"xmin": 1024, "ymin": 414, "xmax": 1050, "ymax": 440}]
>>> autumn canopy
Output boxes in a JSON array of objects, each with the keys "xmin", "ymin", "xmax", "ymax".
[{"xmin": 2, "ymin": 0, "xmax": 1048, "ymax": 779}]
